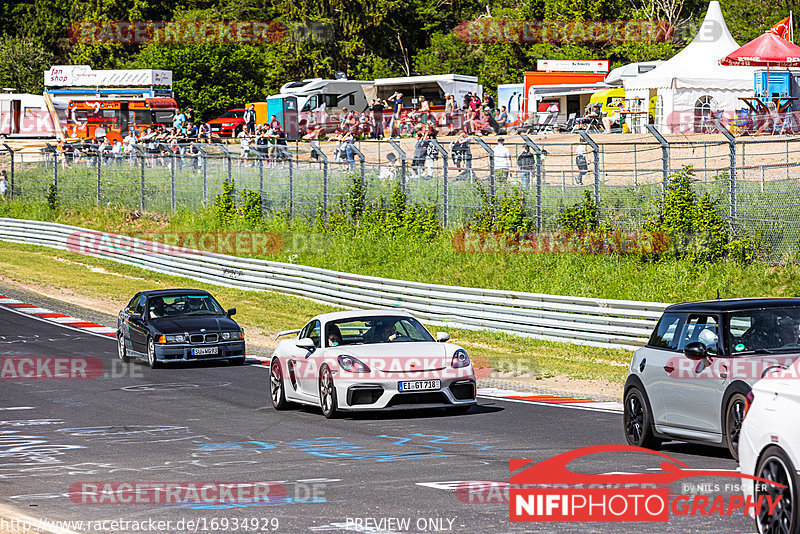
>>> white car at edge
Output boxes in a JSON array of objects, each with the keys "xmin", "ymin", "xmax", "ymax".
[
  {"xmin": 739, "ymin": 362, "xmax": 800, "ymax": 533},
  {"xmin": 268, "ymin": 310, "xmax": 477, "ymax": 418}
]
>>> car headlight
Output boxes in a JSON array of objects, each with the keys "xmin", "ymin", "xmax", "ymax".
[
  {"xmin": 338, "ymin": 355, "xmax": 370, "ymax": 373},
  {"xmin": 451, "ymin": 349, "xmax": 471, "ymax": 369},
  {"xmin": 221, "ymin": 332, "xmax": 231, "ymax": 340},
  {"xmin": 165, "ymin": 334, "xmax": 185, "ymax": 343}
]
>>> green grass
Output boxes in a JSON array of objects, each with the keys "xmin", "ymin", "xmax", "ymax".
[
  {"xmin": 0, "ymin": 239, "xmax": 630, "ymax": 383},
  {"xmin": 2, "ymin": 200, "xmax": 800, "ymax": 304}
]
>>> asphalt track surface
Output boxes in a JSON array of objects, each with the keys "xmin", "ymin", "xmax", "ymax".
[{"xmin": 0, "ymin": 303, "xmax": 757, "ymax": 534}]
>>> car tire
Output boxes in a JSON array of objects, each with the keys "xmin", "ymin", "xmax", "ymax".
[
  {"xmin": 319, "ymin": 365, "xmax": 339, "ymax": 419},
  {"xmin": 725, "ymin": 392, "xmax": 747, "ymax": 460},
  {"xmin": 623, "ymin": 386, "xmax": 662, "ymax": 449},
  {"xmin": 147, "ymin": 336, "xmax": 160, "ymax": 369},
  {"xmin": 270, "ymin": 358, "xmax": 290, "ymax": 410},
  {"xmin": 229, "ymin": 357, "xmax": 246, "ymax": 366},
  {"xmin": 754, "ymin": 446, "xmax": 800, "ymax": 534},
  {"xmin": 117, "ymin": 332, "xmax": 130, "ymax": 362}
]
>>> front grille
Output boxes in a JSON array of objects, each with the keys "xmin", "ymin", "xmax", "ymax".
[
  {"xmin": 386, "ymin": 392, "xmax": 448, "ymax": 407},
  {"xmin": 189, "ymin": 333, "xmax": 218, "ymax": 344}
]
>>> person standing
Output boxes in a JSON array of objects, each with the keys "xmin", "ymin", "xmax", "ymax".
[
  {"xmin": 0, "ymin": 170, "xmax": 8, "ymax": 200},
  {"xmin": 493, "ymin": 137, "xmax": 511, "ymax": 183},
  {"xmin": 444, "ymin": 94, "xmax": 454, "ymax": 135},
  {"xmin": 244, "ymin": 104, "xmax": 257, "ymax": 135},
  {"xmin": 172, "ymin": 109, "xmax": 186, "ymax": 132},
  {"xmin": 419, "ymin": 96, "xmax": 430, "ymax": 124},
  {"xmin": 387, "ymin": 92, "xmax": 402, "ymax": 139},
  {"xmin": 371, "ymin": 99, "xmax": 385, "ymax": 139},
  {"xmin": 517, "ymin": 145, "xmax": 536, "ymax": 189},
  {"xmin": 575, "ymin": 140, "xmax": 588, "ymax": 185}
]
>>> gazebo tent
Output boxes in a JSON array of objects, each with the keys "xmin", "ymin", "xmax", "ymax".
[{"xmin": 624, "ymin": 1, "xmax": 758, "ymax": 132}]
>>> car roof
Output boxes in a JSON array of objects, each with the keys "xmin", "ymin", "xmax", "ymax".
[
  {"xmin": 313, "ymin": 309, "xmax": 415, "ymax": 323},
  {"xmin": 665, "ymin": 297, "xmax": 800, "ymax": 314},
  {"xmin": 139, "ymin": 288, "xmax": 212, "ymax": 298}
]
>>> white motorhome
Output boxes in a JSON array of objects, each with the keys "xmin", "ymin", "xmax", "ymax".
[
  {"xmin": 278, "ymin": 78, "xmax": 371, "ymax": 130},
  {"xmin": 369, "ymin": 74, "xmax": 483, "ymax": 108},
  {"xmin": 0, "ymin": 93, "xmax": 67, "ymax": 138}
]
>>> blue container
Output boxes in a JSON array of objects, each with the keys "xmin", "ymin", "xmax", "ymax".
[{"xmin": 754, "ymin": 71, "xmax": 792, "ymax": 98}]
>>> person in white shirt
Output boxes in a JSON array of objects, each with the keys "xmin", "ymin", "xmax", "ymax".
[
  {"xmin": 238, "ymin": 130, "xmax": 252, "ymax": 165},
  {"xmin": 493, "ymin": 137, "xmax": 511, "ymax": 183}
]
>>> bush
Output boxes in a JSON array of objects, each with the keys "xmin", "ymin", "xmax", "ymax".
[
  {"xmin": 468, "ymin": 184, "xmax": 535, "ymax": 232},
  {"xmin": 316, "ymin": 176, "xmax": 440, "ymax": 241},
  {"xmin": 46, "ymin": 183, "xmax": 58, "ymax": 211},
  {"xmin": 557, "ymin": 190, "xmax": 610, "ymax": 233},
  {"xmin": 239, "ymin": 190, "xmax": 263, "ymax": 228},
  {"xmin": 644, "ymin": 166, "xmax": 756, "ymax": 263},
  {"xmin": 213, "ymin": 179, "xmax": 237, "ymax": 225}
]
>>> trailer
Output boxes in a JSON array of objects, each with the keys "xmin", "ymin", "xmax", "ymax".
[
  {"xmin": 277, "ymin": 78, "xmax": 371, "ymax": 131},
  {"xmin": 0, "ymin": 93, "xmax": 67, "ymax": 138}
]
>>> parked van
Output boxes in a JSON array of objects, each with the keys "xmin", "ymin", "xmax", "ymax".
[{"xmin": 0, "ymin": 93, "xmax": 67, "ymax": 138}]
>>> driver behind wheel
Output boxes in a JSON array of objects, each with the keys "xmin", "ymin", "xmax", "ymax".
[{"xmin": 149, "ymin": 297, "xmax": 166, "ymax": 319}]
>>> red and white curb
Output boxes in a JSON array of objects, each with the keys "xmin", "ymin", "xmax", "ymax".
[
  {"xmin": 0, "ymin": 294, "xmax": 117, "ymax": 337},
  {"xmin": 477, "ymin": 387, "xmax": 623, "ymax": 413}
]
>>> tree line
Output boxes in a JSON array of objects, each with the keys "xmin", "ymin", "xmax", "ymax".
[{"xmin": 0, "ymin": 0, "xmax": 791, "ymax": 120}]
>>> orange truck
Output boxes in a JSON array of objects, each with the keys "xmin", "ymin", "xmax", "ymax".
[{"xmin": 65, "ymin": 98, "xmax": 177, "ymax": 142}]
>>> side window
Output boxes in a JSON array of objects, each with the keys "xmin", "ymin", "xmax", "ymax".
[
  {"xmin": 300, "ymin": 320, "xmax": 321, "ymax": 347},
  {"xmin": 677, "ymin": 314, "xmax": 719, "ymax": 355},
  {"xmin": 127, "ymin": 293, "xmax": 140, "ymax": 310},
  {"xmin": 302, "ymin": 95, "xmax": 318, "ymax": 112},
  {"xmin": 349, "ymin": 94, "xmax": 355, "ymax": 105},
  {"xmin": 308, "ymin": 320, "xmax": 321, "ymax": 347},
  {"xmin": 647, "ymin": 313, "xmax": 683, "ymax": 350},
  {"xmin": 133, "ymin": 295, "xmax": 146, "ymax": 315}
]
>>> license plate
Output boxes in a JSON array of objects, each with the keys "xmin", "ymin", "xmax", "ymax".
[
  {"xmin": 398, "ymin": 380, "xmax": 440, "ymax": 392},
  {"xmin": 192, "ymin": 347, "xmax": 219, "ymax": 356}
]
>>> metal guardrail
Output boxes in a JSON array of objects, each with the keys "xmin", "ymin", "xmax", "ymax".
[{"xmin": 0, "ymin": 218, "xmax": 668, "ymax": 349}]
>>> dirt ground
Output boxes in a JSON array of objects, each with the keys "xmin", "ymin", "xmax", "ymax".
[{"xmin": 6, "ymin": 130, "xmax": 797, "ymax": 187}]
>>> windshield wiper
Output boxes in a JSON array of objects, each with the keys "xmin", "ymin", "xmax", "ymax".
[{"xmin": 735, "ymin": 348, "xmax": 775, "ymax": 355}]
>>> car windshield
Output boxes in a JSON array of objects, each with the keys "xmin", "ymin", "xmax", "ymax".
[
  {"xmin": 148, "ymin": 294, "xmax": 225, "ymax": 319},
  {"xmin": 220, "ymin": 110, "xmax": 244, "ymax": 119},
  {"xmin": 728, "ymin": 308, "xmax": 800, "ymax": 353},
  {"xmin": 325, "ymin": 316, "xmax": 434, "ymax": 347}
]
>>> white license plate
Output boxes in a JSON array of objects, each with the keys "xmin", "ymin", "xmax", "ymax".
[
  {"xmin": 192, "ymin": 347, "xmax": 219, "ymax": 356},
  {"xmin": 398, "ymin": 380, "xmax": 440, "ymax": 392}
]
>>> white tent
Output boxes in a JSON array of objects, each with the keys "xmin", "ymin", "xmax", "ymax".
[{"xmin": 623, "ymin": 1, "xmax": 757, "ymax": 132}]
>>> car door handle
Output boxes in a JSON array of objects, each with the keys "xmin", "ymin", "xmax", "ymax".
[{"xmin": 664, "ymin": 364, "xmax": 675, "ymax": 374}]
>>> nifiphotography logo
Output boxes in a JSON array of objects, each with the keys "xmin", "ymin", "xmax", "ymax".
[{"xmin": 506, "ymin": 445, "xmax": 783, "ymax": 522}]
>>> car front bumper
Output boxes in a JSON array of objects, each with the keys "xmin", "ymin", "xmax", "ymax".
[
  {"xmin": 154, "ymin": 341, "xmax": 246, "ymax": 362},
  {"xmin": 332, "ymin": 372, "xmax": 477, "ymax": 411}
]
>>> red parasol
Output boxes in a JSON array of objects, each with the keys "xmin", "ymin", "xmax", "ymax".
[{"xmin": 720, "ymin": 32, "xmax": 800, "ymax": 97}]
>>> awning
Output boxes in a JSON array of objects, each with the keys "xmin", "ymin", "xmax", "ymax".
[{"xmin": 531, "ymin": 84, "xmax": 610, "ymax": 98}]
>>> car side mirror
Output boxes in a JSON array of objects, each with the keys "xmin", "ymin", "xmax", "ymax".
[
  {"xmin": 295, "ymin": 337, "xmax": 316, "ymax": 351},
  {"xmin": 684, "ymin": 341, "xmax": 708, "ymax": 360},
  {"xmin": 129, "ymin": 312, "xmax": 143, "ymax": 322},
  {"xmin": 227, "ymin": 308, "xmax": 236, "ymax": 317},
  {"xmin": 436, "ymin": 332, "xmax": 450, "ymax": 343}
]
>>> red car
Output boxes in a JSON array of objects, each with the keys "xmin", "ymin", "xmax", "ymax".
[{"xmin": 207, "ymin": 108, "xmax": 245, "ymax": 137}]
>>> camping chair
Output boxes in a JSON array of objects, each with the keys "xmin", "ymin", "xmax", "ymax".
[
  {"xmin": 537, "ymin": 112, "xmax": 558, "ymax": 134},
  {"xmin": 765, "ymin": 101, "xmax": 789, "ymax": 135},
  {"xmin": 554, "ymin": 113, "xmax": 577, "ymax": 133}
]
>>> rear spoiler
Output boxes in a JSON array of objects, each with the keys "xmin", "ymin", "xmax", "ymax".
[{"xmin": 275, "ymin": 329, "xmax": 301, "ymax": 340}]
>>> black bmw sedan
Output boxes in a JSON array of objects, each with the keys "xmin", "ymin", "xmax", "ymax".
[{"xmin": 117, "ymin": 289, "xmax": 246, "ymax": 368}]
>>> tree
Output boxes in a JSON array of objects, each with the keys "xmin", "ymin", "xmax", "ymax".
[{"xmin": 0, "ymin": 35, "xmax": 54, "ymax": 93}]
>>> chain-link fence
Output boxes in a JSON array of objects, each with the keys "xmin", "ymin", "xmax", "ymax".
[{"xmin": 3, "ymin": 130, "xmax": 800, "ymax": 261}]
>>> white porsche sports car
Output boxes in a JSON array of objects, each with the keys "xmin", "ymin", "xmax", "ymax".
[{"xmin": 268, "ymin": 310, "xmax": 477, "ymax": 418}]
